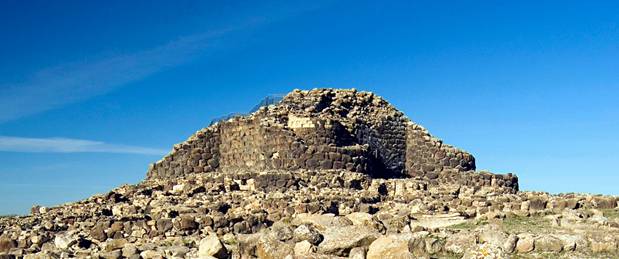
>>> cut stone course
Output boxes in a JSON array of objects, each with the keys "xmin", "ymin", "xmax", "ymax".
[{"xmin": 147, "ymin": 89, "xmax": 492, "ymax": 189}]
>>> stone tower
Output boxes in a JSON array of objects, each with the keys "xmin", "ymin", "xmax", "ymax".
[{"xmin": 144, "ymin": 89, "xmax": 507, "ymax": 188}]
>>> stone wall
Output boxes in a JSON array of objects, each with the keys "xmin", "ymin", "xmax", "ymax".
[
  {"xmin": 147, "ymin": 126, "xmax": 221, "ymax": 179},
  {"xmin": 146, "ymin": 89, "xmax": 508, "ymax": 192},
  {"xmin": 149, "ymin": 112, "xmax": 372, "ymax": 180},
  {"xmin": 355, "ymin": 114, "xmax": 407, "ymax": 177},
  {"xmin": 405, "ymin": 123, "xmax": 475, "ymax": 179},
  {"xmin": 218, "ymin": 115, "xmax": 369, "ymax": 173}
]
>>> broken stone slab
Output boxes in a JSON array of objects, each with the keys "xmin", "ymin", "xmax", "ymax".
[
  {"xmin": 54, "ymin": 232, "xmax": 78, "ymax": 250},
  {"xmin": 292, "ymin": 213, "xmax": 352, "ymax": 231},
  {"xmin": 366, "ymin": 234, "xmax": 415, "ymax": 259},
  {"xmin": 293, "ymin": 224, "xmax": 323, "ymax": 245},
  {"xmin": 409, "ymin": 213, "xmax": 467, "ymax": 229},
  {"xmin": 198, "ymin": 234, "xmax": 228, "ymax": 258},
  {"xmin": 317, "ymin": 225, "xmax": 380, "ymax": 256}
]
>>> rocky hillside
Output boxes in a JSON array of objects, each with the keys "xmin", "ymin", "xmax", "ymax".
[{"xmin": 0, "ymin": 89, "xmax": 618, "ymax": 259}]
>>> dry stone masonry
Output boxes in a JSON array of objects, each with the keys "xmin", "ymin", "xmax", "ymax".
[
  {"xmin": 1, "ymin": 89, "xmax": 617, "ymax": 259},
  {"xmin": 147, "ymin": 88, "xmax": 509, "ymax": 191}
]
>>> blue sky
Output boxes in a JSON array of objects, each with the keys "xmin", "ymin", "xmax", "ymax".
[{"xmin": 1, "ymin": 0, "xmax": 618, "ymax": 215}]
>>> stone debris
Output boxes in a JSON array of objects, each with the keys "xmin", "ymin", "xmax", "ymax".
[
  {"xmin": 198, "ymin": 234, "xmax": 228, "ymax": 258},
  {"xmin": 366, "ymin": 235, "xmax": 414, "ymax": 259},
  {"xmin": 0, "ymin": 88, "xmax": 617, "ymax": 258}
]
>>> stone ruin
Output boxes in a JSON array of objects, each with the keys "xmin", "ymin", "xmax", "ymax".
[
  {"xmin": 147, "ymin": 88, "xmax": 518, "ymax": 193},
  {"xmin": 5, "ymin": 88, "xmax": 619, "ymax": 259}
]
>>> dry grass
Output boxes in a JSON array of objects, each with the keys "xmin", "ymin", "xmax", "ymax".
[
  {"xmin": 447, "ymin": 219, "xmax": 488, "ymax": 230},
  {"xmin": 500, "ymin": 214, "xmax": 556, "ymax": 234},
  {"xmin": 602, "ymin": 209, "xmax": 619, "ymax": 220}
]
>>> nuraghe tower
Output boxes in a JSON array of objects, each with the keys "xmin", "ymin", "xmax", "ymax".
[{"xmin": 147, "ymin": 88, "xmax": 518, "ymax": 192}]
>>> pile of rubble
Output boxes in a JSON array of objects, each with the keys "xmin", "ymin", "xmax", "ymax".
[
  {"xmin": 0, "ymin": 89, "xmax": 617, "ymax": 258},
  {"xmin": 1, "ymin": 170, "xmax": 617, "ymax": 258}
]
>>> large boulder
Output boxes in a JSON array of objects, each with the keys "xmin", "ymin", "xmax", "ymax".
[
  {"xmin": 292, "ymin": 213, "xmax": 352, "ymax": 231},
  {"xmin": 293, "ymin": 224, "xmax": 323, "ymax": 245},
  {"xmin": 346, "ymin": 212, "xmax": 384, "ymax": 232},
  {"xmin": 535, "ymin": 235, "xmax": 563, "ymax": 253},
  {"xmin": 198, "ymin": 234, "xmax": 228, "ymax": 258},
  {"xmin": 409, "ymin": 213, "xmax": 466, "ymax": 229},
  {"xmin": 294, "ymin": 240, "xmax": 315, "ymax": 256},
  {"xmin": 515, "ymin": 234, "xmax": 535, "ymax": 253},
  {"xmin": 0, "ymin": 237, "xmax": 16, "ymax": 253},
  {"xmin": 477, "ymin": 224, "xmax": 507, "ymax": 248},
  {"xmin": 366, "ymin": 235, "xmax": 414, "ymax": 259},
  {"xmin": 317, "ymin": 225, "xmax": 380, "ymax": 256},
  {"xmin": 345, "ymin": 212, "xmax": 374, "ymax": 227},
  {"xmin": 256, "ymin": 233, "xmax": 294, "ymax": 259},
  {"xmin": 54, "ymin": 232, "xmax": 78, "ymax": 250}
]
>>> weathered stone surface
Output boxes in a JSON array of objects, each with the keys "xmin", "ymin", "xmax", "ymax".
[
  {"xmin": 292, "ymin": 213, "xmax": 352, "ymax": 231},
  {"xmin": 104, "ymin": 238, "xmax": 127, "ymax": 252},
  {"xmin": 293, "ymin": 224, "xmax": 323, "ymax": 245},
  {"xmin": 593, "ymin": 197, "xmax": 617, "ymax": 209},
  {"xmin": 317, "ymin": 225, "xmax": 380, "ymax": 256},
  {"xmin": 199, "ymin": 234, "xmax": 228, "ymax": 258},
  {"xmin": 294, "ymin": 240, "xmax": 314, "ymax": 255},
  {"xmin": 478, "ymin": 224, "xmax": 508, "ymax": 248},
  {"xmin": 54, "ymin": 233, "xmax": 77, "ymax": 250},
  {"xmin": 348, "ymin": 247, "xmax": 366, "ymax": 259},
  {"xmin": 140, "ymin": 250, "xmax": 164, "ymax": 259},
  {"xmin": 516, "ymin": 235, "xmax": 535, "ymax": 253},
  {"xmin": 528, "ymin": 197, "xmax": 548, "ymax": 211},
  {"xmin": 99, "ymin": 249, "xmax": 122, "ymax": 259},
  {"xmin": 424, "ymin": 237, "xmax": 443, "ymax": 254},
  {"xmin": 409, "ymin": 213, "xmax": 466, "ymax": 229},
  {"xmin": 256, "ymin": 234, "xmax": 294, "ymax": 259},
  {"xmin": 535, "ymin": 235, "xmax": 563, "ymax": 252},
  {"xmin": 174, "ymin": 215, "xmax": 198, "ymax": 231},
  {"xmin": 366, "ymin": 235, "xmax": 414, "ymax": 259},
  {"xmin": 444, "ymin": 231, "xmax": 475, "ymax": 254},
  {"xmin": 121, "ymin": 245, "xmax": 139, "ymax": 258},
  {"xmin": 0, "ymin": 237, "xmax": 16, "ymax": 253},
  {"xmin": 156, "ymin": 218, "xmax": 173, "ymax": 234},
  {"xmin": 345, "ymin": 212, "xmax": 374, "ymax": 227},
  {"xmin": 503, "ymin": 234, "xmax": 519, "ymax": 253},
  {"xmin": 90, "ymin": 224, "xmax": 108, "ymax": 242},
  {"xmin": 556, "ymin": 234, "xmax": 586, "ymax": 252}
]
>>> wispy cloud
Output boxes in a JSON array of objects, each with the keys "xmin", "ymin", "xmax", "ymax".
[
  {"xmin": 0, "ymin": 136, "xmax": 166, "ymax": 155},
  {"xmin": 0, "ymin": 27, "xmax": 234, "ymax": 124},
  {"xmin": 0, "ymin": 2, "xmax": 330, "ymax": 124}
]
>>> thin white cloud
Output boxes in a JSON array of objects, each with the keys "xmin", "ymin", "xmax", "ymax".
[
  {"xmin": 0, "ymin": 2, "xmax": 329, "ymax": 124},
  {"xmin": 0, "ymin": 136, "xmax": 166, "ymax": 155},
  {"xmin": 0, "ymin": 28, "xmax": 232, "ymax": 123}
]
